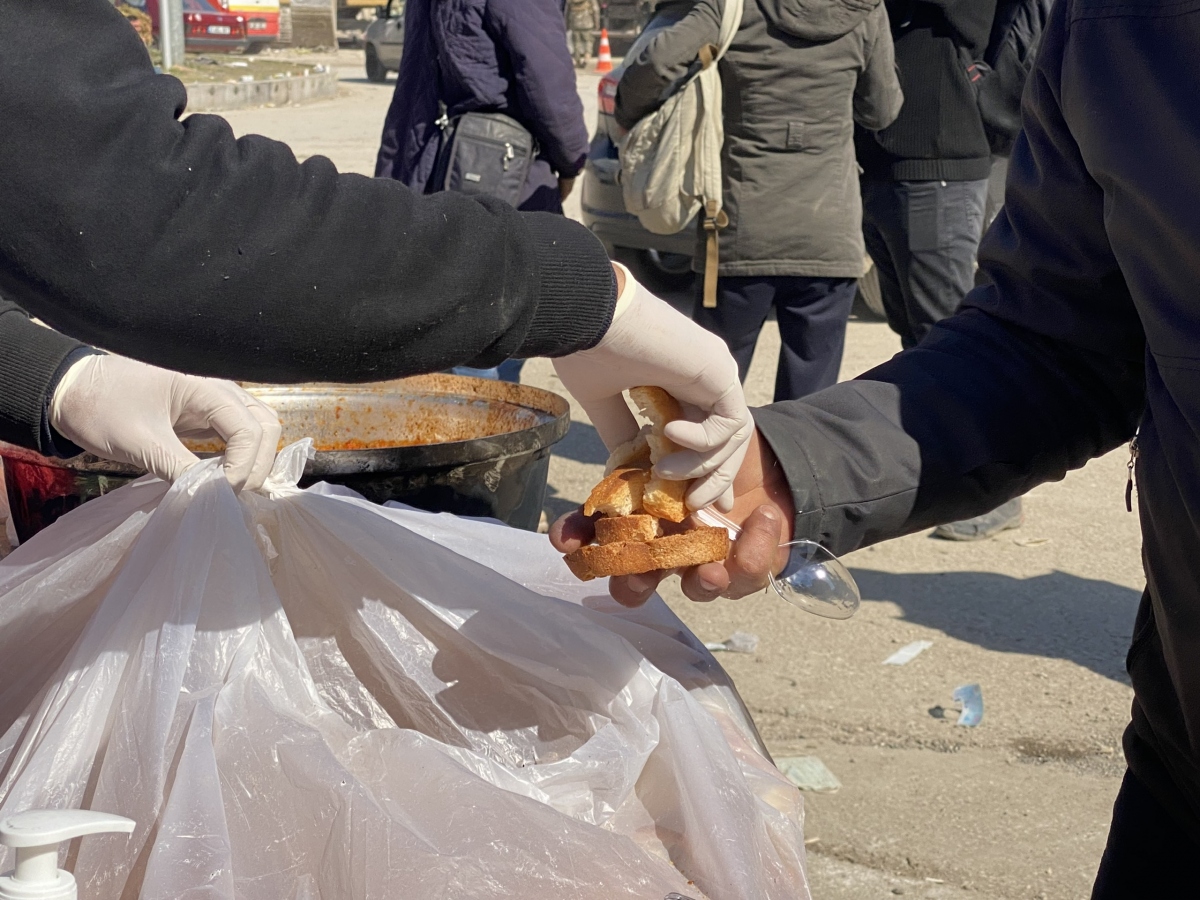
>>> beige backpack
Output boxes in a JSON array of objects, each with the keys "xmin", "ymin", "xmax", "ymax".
[{"xmin": 618, "ymin": 0, "xmax": 743, "ymax": 307}]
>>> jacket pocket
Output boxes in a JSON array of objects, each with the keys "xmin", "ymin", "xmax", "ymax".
[
  {"xmin": 785, "ymin": 120, "xmax": 839, "ymax": 154},
  {"xmin": 904, "ymin": 180, "xmax": 986, "ymax": 252},
  {"xmin": 904, "ymin": 181, "xmax": 944, "ymax": 251}
]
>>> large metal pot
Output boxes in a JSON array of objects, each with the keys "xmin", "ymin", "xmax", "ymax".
[{"xmin": 0, "ymin": 374, "xmax": 569, "ymax": 543}]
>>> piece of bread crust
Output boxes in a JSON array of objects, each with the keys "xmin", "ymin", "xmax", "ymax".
[
  {"xmin": 583, "ymin": 467, "xmax": 649, "ymax": 517},
  {"xmin": 629, "ymin": 386, "xmax": 683, "ymax": 430},
  {"xmin": 603, "ymin": 426, "xmax": 653, "ymax": 476},
  {"xmin": 642, "ymin": 476, "xmax": 688, "ymax": 523},
  {"xmin": 629, "ymin": 386, "xmax": 683, "ymax": 463},
  {"xmin": 594, "ymin": 514, "xmax": 662, "ymax": 545},
  {"xmin": 563, "ymin": 527, "xmax": 731, "ymax": 581}
]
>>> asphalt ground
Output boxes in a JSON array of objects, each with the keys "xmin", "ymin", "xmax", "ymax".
[{"xmin": 2, "ymin": 51, "xmax": 1144, "ymax": 900}]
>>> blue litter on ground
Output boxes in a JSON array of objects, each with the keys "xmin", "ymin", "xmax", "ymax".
[{"xmin": 953, "ymin": 683, "xmax": 984, "ymax": 727}]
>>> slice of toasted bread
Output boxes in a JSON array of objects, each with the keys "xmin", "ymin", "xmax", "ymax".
[
  {"xmin": 641, "ymin": 476, "xmax": 688, "ymax": 523},
  {"xmin": 594, "ymin": 514, "xmax": 662, "ymax": 545},
  {"xmin": 603, "ymin": 426, "xmax": 653, "ymax": 476},
  {"xmin": 563, "ymin": 527, "xmax": 731, "ymax": 581},
  {"xmin": 583, "ymin": 467, "xmax": 649, "ymax": 518}
]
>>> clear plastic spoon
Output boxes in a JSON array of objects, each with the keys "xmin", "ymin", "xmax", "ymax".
[{"xmin": 693, "ymin": 507, "xmax": 860, "ymax": 619}]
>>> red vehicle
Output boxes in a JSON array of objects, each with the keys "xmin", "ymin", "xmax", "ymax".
[{"xmin": 145, "ymin": 0, "xmax": 280, "ymax": 53}]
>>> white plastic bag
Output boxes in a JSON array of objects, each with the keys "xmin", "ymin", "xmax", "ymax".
[{"xmin": 0, "ymin": 442, "xmax": 809, "ymax": 899}]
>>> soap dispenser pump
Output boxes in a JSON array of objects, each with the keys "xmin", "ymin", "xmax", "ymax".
[{"xmin": 0, "ymin": 809, "xmax": 135, "ymax": 900}]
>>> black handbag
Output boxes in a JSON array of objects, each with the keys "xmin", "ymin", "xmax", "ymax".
[{"xmin": 431, "ymin": 108, "xmax": 536, "ymax": 206}]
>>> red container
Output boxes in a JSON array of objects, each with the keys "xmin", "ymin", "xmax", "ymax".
[{"xmin": 0, "ymin": 446, "xmax": 140, "ymax": 545}]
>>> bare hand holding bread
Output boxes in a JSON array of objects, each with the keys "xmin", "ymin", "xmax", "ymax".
[
  {"xmin": 551, "ymin": 418, "xmax": 797, "ymax": 606},
  {"xmin": 563, "ymin": 386, "xmax": 732, "ymax": 581}
]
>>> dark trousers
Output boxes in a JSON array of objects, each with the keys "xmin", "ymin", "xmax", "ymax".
[
  {"xmin": 1092, "ymin": 770, "xmax": 1200, "ymax": 898},
  {"xmin": 861, "ymin": 178, "xmax": 988, "ymax": 349},
  {"xmin": 693, "ymin": 275, "xmax": 857, "ymax": 402}
]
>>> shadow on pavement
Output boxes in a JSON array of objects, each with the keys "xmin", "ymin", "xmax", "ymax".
[
  {"xmin": 852, "ymin": 567, "xmax": 1141, "ymax": 683},
  {"xmin": 542, "ymin": 486, "xmax": 581, "ymax": 525},
  {"xmin": 554, "ymin": 421, "xmax": 608, "ymax": 467}
]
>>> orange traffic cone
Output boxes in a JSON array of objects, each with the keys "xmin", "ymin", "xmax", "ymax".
[{"xmin": 595, "ymin": 28, "xmax": 613, "ymax": 73}]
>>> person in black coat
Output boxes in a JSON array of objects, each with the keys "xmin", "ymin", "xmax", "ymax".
[
  {"xmin": 374, "ymin": 0, "xmax": 591, "ymax": 382},
  {"xmin": 555, "ymin": 0, "xmax": 1200, "ymax": 893},
  {"xmin": 0, "ymin": 0, "xmax": 754, "ymax": 512},
  {"xmin": 374, "ymin": 0, "xmax": 590, "ymax": 215},
  {"xmin": 855, "ymin": 0, "xmax": 1028, "ymax": 541}
]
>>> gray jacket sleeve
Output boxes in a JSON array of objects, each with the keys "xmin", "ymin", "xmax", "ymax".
[
  {"xmin": 753, "ymin": 0, "xmax": 1145, "ymax": 556},
  {"xmin": 613, "ymin": 0, "xmax": 720, "ymax": 131},
  {"xmin": 853, "ymin": 2, "xmax": 903, "ymax": 131}
]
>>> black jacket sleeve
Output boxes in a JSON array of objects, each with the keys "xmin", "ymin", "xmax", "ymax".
[
  {"xmin": 0, "ymin": 0, "xmax": 615, "ymax": 389},
  {"xmin": 0, "ymin": 301, "xmax": 95, "ymax": 455},
  {"xmin": 754, "ymin": 0, "xmax": 1145, "ymax": 555}
]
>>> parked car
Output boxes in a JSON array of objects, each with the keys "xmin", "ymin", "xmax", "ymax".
[
  {"xmin": 363, "ymin": 0, "xmax": 404, "ymax": 82},
  {"xmin": 580, "ymin": 5, "xmax": 696, "ymax": 289},
  {"xmin": 226, "ymin": 0, "xmax": 280, "ymax": 51},
  {"xmin": 146, "ymin": 0, "xmax": 281, "ymax": 54},
  {"xmin": 600, "ymin": 0, "xmax": 654, "ymax": 37}
]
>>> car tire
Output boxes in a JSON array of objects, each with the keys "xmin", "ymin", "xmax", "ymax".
[
  {"xmin": 636, "ymin": 248, "xmax": 695, "ymax": 291},
  {"xmin": 244, "ymin": 41, "xmax": 265, "ymax": 55},
  {"xmin": 365, "ymin": 45, "xmax": 388, "ymax": 83}
]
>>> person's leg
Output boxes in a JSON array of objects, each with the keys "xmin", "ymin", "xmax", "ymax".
[
  {"xmin": 495, "ymin": 358, "xmax": 524, "ymax": 383},
  {"xmin": 898, "ymin": 177, "xmax": 1021, "ymax": 538},
  {"xmin": 1091, "ymin": 770, "xmax": 1200, "ymax": 899},
  {"xmin": 898, "ymin": 178, "xmax": 989, "ymax": 346},
  {"xmin": 693, "ymin": 276, "xmax": 775, "ymax": 384},
  {"xmin": 449, "ymin": 365, "xmax": 500, "ymax": 380},
  {"xmin": 861, "ymin": 180, "xmax": 916, "ymax": 347},
  {"xmin": 932, "ymin": 496, "xmax": 1023, "ymax": 540},
  {"xmin": 984, "ymin": 156, "xmax": 1008, "ymax": 230},
  {"xmin": 975, "ymin": 157, "xmax": 1010, "ymax": 288},
  {"xmin": 772, "ymin": 277, "xmax": 858, "ymax": 402}
]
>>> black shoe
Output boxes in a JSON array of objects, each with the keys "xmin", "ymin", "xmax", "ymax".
[{"xmin": 932, "ymin": 498, "xmax": 1023, "ymax": 542}]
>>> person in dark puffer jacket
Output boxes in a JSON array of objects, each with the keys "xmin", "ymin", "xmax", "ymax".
[
  {"xmin": 375, "ymin": 0, "xmax": 589, "ymax": 215},
  {"xmin": 375, "ymin": 0, "xmax": 591, "ymax": 382}
]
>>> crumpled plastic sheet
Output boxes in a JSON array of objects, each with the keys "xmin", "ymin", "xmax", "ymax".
[{"xmin": 0, "ymin": 441, "xmax": 809, "ymax": 899}]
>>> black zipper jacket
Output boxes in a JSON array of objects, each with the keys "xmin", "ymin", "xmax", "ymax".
[
  {"xmin": 0, "ymin": 0, "xmax": 616, "ymax": 455},
  {"xmin": 757, "ymin": 0, "xmax": 1200, "ymax": 840}
]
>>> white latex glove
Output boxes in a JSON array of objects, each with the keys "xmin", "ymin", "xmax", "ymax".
[
  {"xmin": 49, "ymin": 354, "xmax": 282, "ymax": 492},
  {"xmin": 553, "ymin": 263, "xmax": 753, "ymax": 511}
]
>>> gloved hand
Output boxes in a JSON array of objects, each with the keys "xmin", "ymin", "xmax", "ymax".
[
  {"xmin": 550, "ymin": 428, "xmax": 795, "ymax": 607},
  {"xmin": 553, "ymin": 263, "xmax": 753, "ymax": 511},
  {"xmin": 49, "ymin": 354, "xmax": 281, "ymax": 492}
]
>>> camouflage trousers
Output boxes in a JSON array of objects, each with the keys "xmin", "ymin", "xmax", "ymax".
[{"xmin": 569, "ymin": 29, "xmax": 594, "ymax": 67}]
